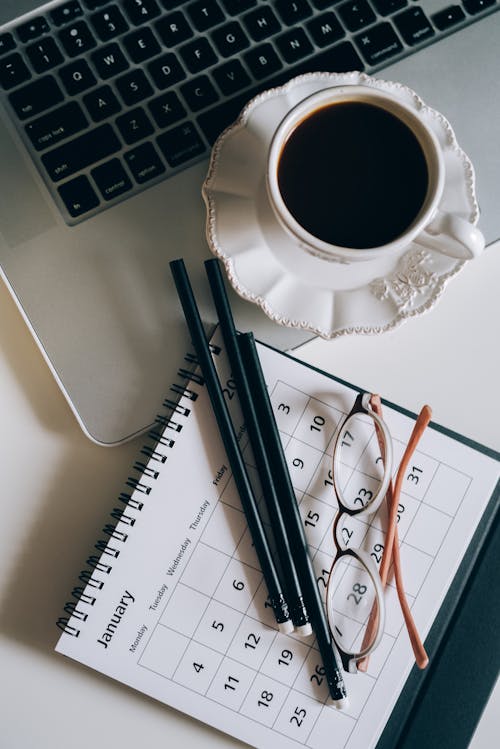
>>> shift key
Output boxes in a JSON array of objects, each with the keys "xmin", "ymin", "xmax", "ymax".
[{"xmin": 42, "ymin": 123, "xmax": 121, "ymax": 181}]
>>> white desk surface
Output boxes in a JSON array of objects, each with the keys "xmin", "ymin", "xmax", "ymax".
[{"xmin": 0, "ymin": 241, "xmax": 498, "ymax": 748}]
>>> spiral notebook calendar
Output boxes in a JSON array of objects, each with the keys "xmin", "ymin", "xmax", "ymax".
[{"xmin": 55, "ymin": 333, "xmax": 500, "ymax": 749}]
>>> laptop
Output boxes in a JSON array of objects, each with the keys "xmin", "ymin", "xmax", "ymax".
[{"xmin": 1, "ymin": 0, "xmax": 499, "ymax": 445}]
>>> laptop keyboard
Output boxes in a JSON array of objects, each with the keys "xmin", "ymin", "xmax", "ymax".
[{"xmin": 0, "ymin": 0, "xmax": 497, "ymax": 224}]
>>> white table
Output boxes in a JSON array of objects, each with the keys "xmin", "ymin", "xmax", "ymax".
[{"xmin": 0, "ymin": 242, "xmax": 498, "ymax": 748}]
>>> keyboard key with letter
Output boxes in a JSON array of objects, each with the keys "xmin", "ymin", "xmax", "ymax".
[
  {"xmin": 157, "ymin": 121, "xmax": 205, "ymax": 167},
  {"xmin": 393, "ymin": 7, "xmax": 434, "ymax": 45},
  {"xmin": 91, "ymin": 157, "xmax": 133, "ymax": 200},
  {"xmin": 354, "ymin": 22, "xmax": 403, "ymax": 65},
  {"xmin": 116, "ymin": 106, "xmax": 154, "ymax": 143},
  {"xmin": 25, "ymin": 101, "xmax": 89, "ymax": 151},
  {"xmin": 124, "ymin": 142, "xmax": 166, "ymax": 183},
  {"xmin": 83, "ymin": 84, "xmax": 122, "ymax": 121},
  {"xmin": 9, "ymin": 75, "xmax": 64, "ymax": 119}
]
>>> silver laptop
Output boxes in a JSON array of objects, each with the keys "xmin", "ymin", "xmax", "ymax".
[{"xmin": 1, "ymin": 0, "xmax": 499, "ymax": 445}]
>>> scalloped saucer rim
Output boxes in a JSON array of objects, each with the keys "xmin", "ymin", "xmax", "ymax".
[{"xmin": 202, "ymin": 71, "xmax": 480, "ymax": 339}]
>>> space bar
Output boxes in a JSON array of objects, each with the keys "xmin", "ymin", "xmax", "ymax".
[
  {"xmin": 197, "ymin": 42, "xmax": 365, "ymax": 145},
  {"xmin": 41, "ymin": 124, "xmax": 121, "ymax": 182}
]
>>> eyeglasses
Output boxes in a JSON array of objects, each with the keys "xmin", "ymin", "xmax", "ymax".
[{"xmin": 325, "ymin": 392, "xmax": 431, "ymax": 674}]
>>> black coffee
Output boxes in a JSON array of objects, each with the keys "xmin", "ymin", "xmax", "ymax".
[{"xmin": 277, "ymin": 101, "xmax": 429, "ymax": 249}]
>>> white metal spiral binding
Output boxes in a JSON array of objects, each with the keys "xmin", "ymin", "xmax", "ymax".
[{"xmin": 56, "ymin": 351, "xmax": 208, "ymax": 637}]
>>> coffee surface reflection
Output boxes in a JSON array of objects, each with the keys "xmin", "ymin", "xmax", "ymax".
[{"xmin": 277, "ymin": 101, "xmax": 429, "ymax": 250}]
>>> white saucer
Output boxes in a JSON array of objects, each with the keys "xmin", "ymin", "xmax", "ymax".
[{"xmin": 202, "ymin": 71, "xmax": 480, "ymax": 339}]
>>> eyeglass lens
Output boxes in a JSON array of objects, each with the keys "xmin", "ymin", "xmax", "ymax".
[
  {"xmin": 327, "ymin": 553, "xmax": 381, "ymax": 658},
  {"xmin": 334, "ymin": 411, "xmax": 387, "ymax": 513}
]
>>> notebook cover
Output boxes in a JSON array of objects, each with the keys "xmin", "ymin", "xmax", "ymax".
[{"xmin": 377, "ymin": 472, "xmax": 499, "ymax": 749}]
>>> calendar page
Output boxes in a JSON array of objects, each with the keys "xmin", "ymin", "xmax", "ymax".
[{"xmin": 56, "ymin": 337, "xmax": 499, "ymax": 749}]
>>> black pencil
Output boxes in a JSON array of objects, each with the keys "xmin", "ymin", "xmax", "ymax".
[
  {"xmin": 169, "ymin": 259, "xmax": 292, "ymax": 632},
  {"xmin": 204, "ymin": 258, "xmax": 312, "ymax": 635},
  {"xmin": 238, "ymin": 331, "xmax": 348, "ymax": 706}
]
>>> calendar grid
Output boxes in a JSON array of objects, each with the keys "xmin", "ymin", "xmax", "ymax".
[{"xmin": 134, "ymin": 377, "xmax": 479, "ymax": 749}]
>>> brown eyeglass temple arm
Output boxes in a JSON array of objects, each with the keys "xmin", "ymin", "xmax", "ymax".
[{"xmin": 357, "ymin": 395, "xmax": 431, "ymax": 671}]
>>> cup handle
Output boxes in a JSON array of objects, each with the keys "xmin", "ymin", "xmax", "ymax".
[{"xmin": 416, "ymin": 209, "xmax": 484, "ymax": 260}]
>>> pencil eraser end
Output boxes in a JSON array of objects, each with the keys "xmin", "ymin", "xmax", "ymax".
[
  {"xmin": 331, "ymin": 696, "xmax": 349, "ymax": 710},
  {"xmin": 278, "ymin": 620, "xmax": 294, "ymax": 635},
  {"xmin": 295, "ymin": 622, "xmax": 313, "ymax": 637}
]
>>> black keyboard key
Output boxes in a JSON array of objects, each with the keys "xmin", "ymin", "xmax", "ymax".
[
  {"xmin": 337, "ymin": 0, "xmax": 376, "ymax": 31},
  {"xmin": 312, "ymin": 0, "xmax": 339, "ymax": 7},
  {"xmin": 123, "ymin": 27, "xmax": 161, "ymax": 62},
  {"xmin": 26, "ymin": 38, "xmax": 65, "ymax": 73},
  {"xmin": 186, "ymin": 0, "xmax": 225, "ymax": 31},
  {"xmin": 116, "ymin": 106, "xmax": 154, "ymax": 143},
  {"xmin": 180, "ymin": 74, "xmax": 219, "ymax": 111},
  {"xmin": 148, "ymin": 90, "xmax": 186, "ymax": 127},
  {"xmin": 42, "ymin": 123, "xmax": 121, "ymax": 180},
  {"xmin": 59, "ymin": 22, "xmax": 97, "ymax": 56},
  {"xmin": 9, "ymin": 75, "xmax": 64, "ymax": 120},
  {"xmin": 51, "ymin": 2, "xmax": 84, "ymax": 26},
  {"xmin": 463, "ymin": 0, "xmax": 495, "ymax": 13},
  {"xmin": 122, "ymin": 0, "xmax": 162, "ymax": 24},
  {"xmin": 116, "ymin": 68, "xmax": 154, "ymax": 105},
  {"xmin": 0, "ymin": 33, "xmax": 16, "ymax": 56},
  {"xmin": 25, "ymin": 101, "xmax": 88, "ymax": 151},
  {"xmin": 371, "ymin": 0, "xmax": 407, "ymax": 16},
  {"xmin": 393, "ymin": 7, "xmax": 434, "ymax": 45},
  {"xmin": 83, "ymin": 84, "xmax": 122, "ymax": 120},
  {"xmin": 90, "ymin": 6, "xmax": 129, "ymax": 40},
  {"xmin": 196, "ymin": 94, "xmax": 248, "ymax": 143},
  {"xmin": 212, "ymin": 58, "xmax": 250, "ymax": 95},
  {"xmin": 221, "ymin": 0, "xmax": 257, "ymax": 13},
  {"xmin": 302, "ymin": 39, "xmax": 364, "ymax": 71},
  {"xmin": 275, "ymin": 0, "xmax": 314, "ymax": 25},
  {"xmin": 148, "ymin": 52, "xmax": 186, "ymax": 88},
  {"xmin": 275, "ymin": 28, "xmax": 314, "ymax": 63},
  {"xmin": 157, "ymin": 121, "xmax": 205, "ymax": 166},
  {"xmin": 179, "ymin": 37, "xmax": 218, "ymax": 73},
  {"xmin": 155, "ymin": 11, "xmax": 194, "ymax": 46},
  {"xmin": 91, "ymin": 157, "xmax": 133, "ymax": 200},
  {"xmin": 124, "ymin": 142, "xmax": 166, "ymax": 182},
  {"xmin": 17, "ymin": 16, "xmax": 50, "ymax": 43},
  {"xmin": 432, "ymin": 5, "xmax": 466, "ymax": 29},
  {"xmin": 211, "ymin": 21, "xmax": 250, "ymax": 57},
  {"xmin": 59, "ymin": 59, "xmax": 97, "ymax": 94},
  {"xmin": 307, "ymin": 12, "xmax": 345, "ymax": 46},
  {"xmin": 91, "ymin": 42, "xmax": 130, "ymax": 78},
  {"xmin": 0, "ymin": 53, "xmax": 31, "ymax": 90},
  {"xmin": 244, "ymin": 43, "xmax": 283, "ymax": 79},
  {"xmin": 58, "ymin": 174, "xmax": 100, "ymax": 217},
  {"xmin": 354, "ymin": 21, "xmax": 403, "ymax": 64},
  {"xmin": 243, "ymin": 7, "xmax": 281, "ymax": 41}
]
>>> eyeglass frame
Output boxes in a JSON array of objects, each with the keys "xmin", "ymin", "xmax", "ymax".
[
  {"xmin": 325, "ymin": 391, "xmax": 393, "ymax": 674},
  {"xmin": 326, "ymin": 391, "xmax": 430, "ymax": 674}
]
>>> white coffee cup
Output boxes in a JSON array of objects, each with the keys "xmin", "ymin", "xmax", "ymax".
[{"xmin": 266, "ymin": 86, "xmax": 484, "ymax": 264}]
